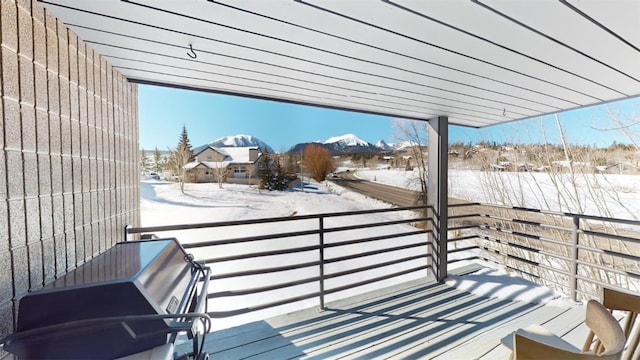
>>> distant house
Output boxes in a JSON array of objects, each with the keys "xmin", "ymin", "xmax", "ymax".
[{"xmin": 184, "ymin": 145, "xmax": 261, "ymax": 184}]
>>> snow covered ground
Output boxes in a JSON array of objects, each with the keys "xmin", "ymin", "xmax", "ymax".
[
  {"xmin": 356, "ymin": 168, "xmax": 640, "ymax": 221},
  {"xmin": 140, "ymin": 176, "xmax": 573, "ymax": 331}
]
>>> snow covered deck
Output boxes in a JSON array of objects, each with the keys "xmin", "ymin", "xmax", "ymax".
[{"xmin": 177, "ymin": 266, "xmax": 589, "ymax": 359}]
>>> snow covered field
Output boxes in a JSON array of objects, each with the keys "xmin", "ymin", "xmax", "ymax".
[
  {"xmin": 356, "ymin": 168, "xmax": 640, "ymax": 221},
  {"xmin": 140, "ymin": 176, "xmax": 574, "ymax": 331}
]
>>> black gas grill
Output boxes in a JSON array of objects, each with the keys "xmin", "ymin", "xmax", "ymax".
[{"xmin": 1, "ymin": 238, "xmax": 210, "ymax": 359}]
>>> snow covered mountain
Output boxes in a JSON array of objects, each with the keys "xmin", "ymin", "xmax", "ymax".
[
  {"xmin": 208, "ymin": 134, "xmax": 275, "ymax": 153},
  {"xmin": 375, "ymin": 139, "xmax": 394, "ymax": 151},
  {"xmin": 324, "ymin": 134, "xmax": 370, "ymax": 147},
  {"xmin": 394, "ymin": 140, "xmax": 419, "ymax": 150},
  {"xmin": 289, "ymin": 134, "xmax": 380, "ymax": 155}
]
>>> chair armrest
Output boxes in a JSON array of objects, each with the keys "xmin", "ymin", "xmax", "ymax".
[{"xmin": 501, "ymin": 324, "xmax": 580, "ymax": 353}]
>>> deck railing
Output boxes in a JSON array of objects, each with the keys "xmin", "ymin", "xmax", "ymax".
[
  {"xmin": 448, "ymin": 202, "xmax": 640, "ymax": 301},
  {"xmin": 125, "ymin": 203, "xmax": 640, "ymax": 320},
  {"xmin": 126, "ymin": 205, "xmax": 432, "ymax": 319}
]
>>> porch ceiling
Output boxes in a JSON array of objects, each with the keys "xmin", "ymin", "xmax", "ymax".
[{"xmin": 40, "ymin": 0, "xmax": 640, "ymax": 127}]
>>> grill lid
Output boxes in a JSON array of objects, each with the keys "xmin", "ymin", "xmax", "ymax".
[{"xmin": 8, "ymin": 238, "xmax": 197, "ymax": 359}]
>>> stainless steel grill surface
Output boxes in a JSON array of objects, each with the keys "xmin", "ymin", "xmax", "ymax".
[{"xmin": 4, "ymin": 238, "xmax": 206, "ymax": 359}]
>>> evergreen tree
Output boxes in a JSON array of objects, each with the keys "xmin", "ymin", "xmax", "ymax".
[
  {"xmin": 258, "ymin": 148, "xmax": 289, "ymax": 191},
  {"xmin": 258, "ymin": 147, "xmax": 272, "ymax": 190},
  {"xmin": 152, "ymin": 147, "xmax": 163, "ymax": 173},
  {"xmin": 140, "ymin": 149, "xmax": 150, "ymax": 173},
  {"xmin": 178, "ymin": 126, "xmax": 192, "ymax": 151},
  {"xmin": 272, "ymin": 158, "xmax": 288, "ymax": 191},
  {"xmin": 168, "ymin": 125, "xmax": 194, "ymax": 194}
]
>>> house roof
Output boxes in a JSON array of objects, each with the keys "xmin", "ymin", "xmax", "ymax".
[
  {"xmin": 192, "ymin": 144, "xmax": 221, "ymax": 156},
  {"xmin": 221, "ymin": 147, "xmax": 260, "ymax": 163},
  {"xmin": 185, "ymin": 161, "xmax": 232, "ymax": 170},
  {"xmin": 41, "ymin": 0, "xmax": 640, "ymax": 128},
  {"xmin": 187, "ymin": 146, "xmax": 259, "ymax": 169},
  {"xmin": 193, "ymin": 145, "xmax": 259, "ymax": 162}
]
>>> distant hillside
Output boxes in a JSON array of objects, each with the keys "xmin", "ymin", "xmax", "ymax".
[{"xmin": 288, "ymin": 134, "xmax": 383, "ymax": 155}]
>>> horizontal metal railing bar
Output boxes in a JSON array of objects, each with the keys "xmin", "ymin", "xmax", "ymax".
[
  {"xmin": 128, "ymin": 216, "xmax": 320, "ymax": 234},
  {"xmin": 575, "ymin": 274, "xmax": 640, "ymax": 294},
  {"xmin": 576, "ymin": 245, "xmax": 640, "ymax": 263},
  {"xmin": 200, "ymin": 245, "xmax": 320, "ymax": 264},
  {"xmin": 185, "ymin": 220, "xmax": 425, "ymax": 251},
  {"xmin": 183, "ymin": 229, "xmax": 320, "ymax": 248},
  {"xmin": 570, "ymin": 213, "xmax": 640, "ymax": 226},
  {"xmin": 448, "ymin": 256, "xmax": 482, "ymax": 263},
  {"xmin": 206, "ymin": 265, "xmax": 431, "ymax": 318},
  {"xmin": 447, "ymin": 202, "xmax": 481, "ymax": 208},
  {"xmin": 207, "ymin": 291, "xmax": 322, "ymax": 318},
  {"xmin": 452, "ymin": 202, "xmax": 640, "ymax": 226},
  {"xmin": 503, "ymin": 264, "xmax": 543, "ymax": 281},
  {"xmin": 448, "ymin": 246, "xmax": 479, "ymax": 254},
  {"xmin": 573, "ymin": 281, "xmax": 640, "ymax": 300},
  {"xmin": 124, "ymin": 202, "xmax": 640, "ymax": 319},
  {"xmin": 314, "ymin": 205, "xmax": 429, "ymax": 217},
  {"xmin": 478, "ymin": 246, "xmax": 538, "ymax": 267},
  {"xmin": 576, "ymin": 260, "xmax": 640, "ymax": 280},
  {"xmin": 574, "ymin": 288, "xmax": 598, "ymax": 299},
  {"xmin": 581, "ymin": 229, "xmax": 640, "ymax": 245},
  {"xmin": 478, "ymin": 214, "xmax": 573, "ymax": 233},
  {"xmin": 323, "ymin": 217, "xmax": 430, "ymax": 233},
  {"xmin": 325, "ymin": 265, "xmax": 430, "ymax": 296},
  {"xmin": 502, "ymin": 262, "xmax": 571, "ymax": 291},
  {"xmin": 324, "ymin": 230, "xmax": 427, "ymax": 249},
  {"xmin": 447, "ymin": 225, "xmax": 480, "ymax": 232},
  {"xmin": 127, "ymin": 205, "xmax": 430, "ymax": 235},
  {"xmin": 209, "ymin": 260, "xmax": 321, "ymax": 280},
  {"xmin": 324, "ymin": 254, "xmax": 427, "ymax": 280},
  {"xmin": 477, "ymin": 245, "xmax": 572, "ymax": 278},
  {"xmin": 477, "ymin": 226, "xmax": 572, "ymax": 248},
  {"xmin": 533, "ymin": 274, "xmax": 570, "ymax": 290},
  {"xmin": 448, "ymin": 235, "xmax": 479, "ymax": 242},
  {"xmin": 481, "ymin": 236, "xmax": 574, "ymax": 263},
  {"xmin": 485, "ymin": 242, "xmax": 572, "ymax": 265},
  {"xmin": 324, "ymin": 241, "xmax": 428, "ymax": 264},
  {"xmin": 448, "ymin": 213, "xmax": 482, "ymax": 220},
  {"xmin": 208, "ymin": 275, "xmax": 321, "ymax": 298}
]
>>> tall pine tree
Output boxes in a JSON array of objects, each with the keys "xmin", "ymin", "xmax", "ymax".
[
  {"xmin": 152, "ymin": 147, "xmax": 163, "ymax": 173},
  {"xmin": 258, "ymin": 148, "xmax": 288, "ymax": 191},
  {"xmin": 258, "ymin": 147, "xmax": 272, "ymax": 190},
  {"xmin": 168, "ymin": 125, "xmax": 194, "ymax": 194}
]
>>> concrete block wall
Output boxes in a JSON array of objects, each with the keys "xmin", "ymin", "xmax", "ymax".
[{"xmin": 0, "ymin": 0, "xmax": 140, "ymax": 352}]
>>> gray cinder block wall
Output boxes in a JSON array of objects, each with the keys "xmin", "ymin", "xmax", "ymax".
[{"xmin": 0, "ymin": 0, "xmax": 140, "ymax": 353}]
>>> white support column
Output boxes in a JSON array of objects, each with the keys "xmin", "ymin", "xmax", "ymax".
[{"xmin": 427, "ymin": 116, "xmax": 448, "ymax": 282}]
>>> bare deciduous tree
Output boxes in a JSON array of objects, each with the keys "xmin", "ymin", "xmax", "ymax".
[
  {"xmin": 302, "ymin": 144, "xmax": 333, "ymax": 181},
  {"xmin": 392, "ymin": 119, "xmax": 428, "ymax": 204},
  {"xmin": 212, "ymin": 162, "xmax": 227, "ymax": 189}
]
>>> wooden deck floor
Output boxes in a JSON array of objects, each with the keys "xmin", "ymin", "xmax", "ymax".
[{"xmin": 183, "ymin": 269, "xmax": 590, "ymax": 359}]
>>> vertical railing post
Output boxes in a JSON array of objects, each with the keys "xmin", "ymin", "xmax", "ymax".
[
  {"xmin": 570, "ymin": 216, "xmax": 580, "ymax": 302},
  {"xmin": 124, "ymin": 225, "xmax": 130, "ymax": 241},
  {"xmin": 319, "ymin": 215, "xmax": 325, "ymax": 310}
]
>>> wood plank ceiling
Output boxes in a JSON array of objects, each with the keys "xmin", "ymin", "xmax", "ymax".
[{"xmin": 39, "ymin": 0, "xmax": 640, "ymax": 127}]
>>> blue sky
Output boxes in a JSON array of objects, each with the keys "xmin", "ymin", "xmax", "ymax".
[{"xmin": 139, "ymin": 84, "xmax": 639, "ymax": 151}]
